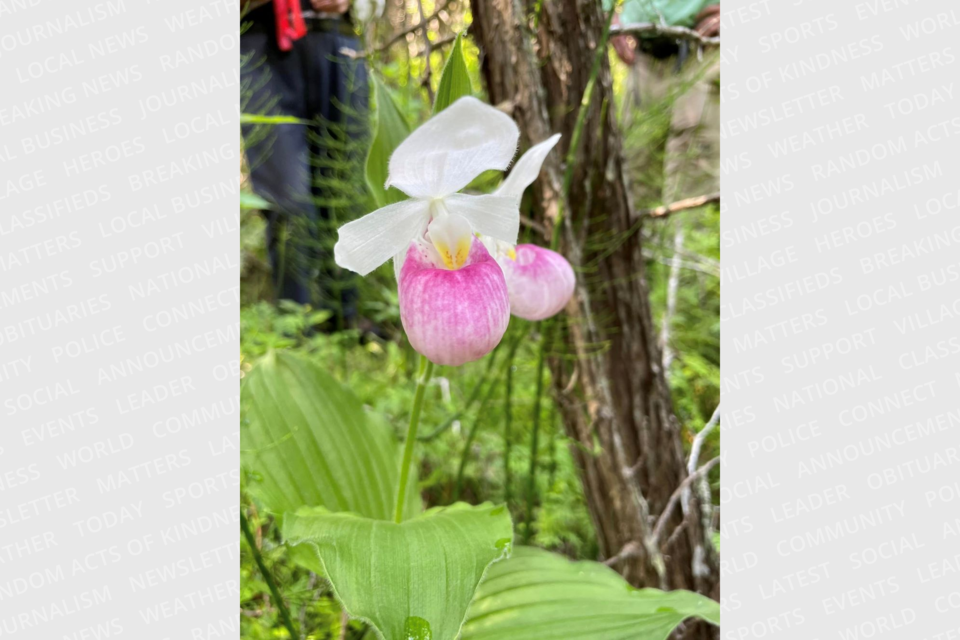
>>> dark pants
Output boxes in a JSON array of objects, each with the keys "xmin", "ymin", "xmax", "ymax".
[{"xmin": 241, "ymin": 22, "xmax": 368, "ymax": 322}]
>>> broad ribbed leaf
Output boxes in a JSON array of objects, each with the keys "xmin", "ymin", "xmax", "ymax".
[
  {"xmin": 433, "ymin": 32, "xmax": 472, "ymax": 115},
  {"xmin": 366, "ymin": 76, "xmax": 411, "ymax": 207},
  {"xmin": 241, "ymin": 350, "xmax": 419, "ymax": 520},
  {"xmin": 462, "ymin": 547, "xmax": 720, "ymax": 639},
  {"xmin": 284, "ymin": 503, "xmax": 513, "ymax": 640}
]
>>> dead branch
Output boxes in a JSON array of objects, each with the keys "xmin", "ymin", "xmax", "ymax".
[
  {"xmin": 342, "ymin": 32, "xmax": 457, "ymax": 60},
  {"xmin": 416, "ymin": 0, "xmax": 434, "ymax": 101},
  {"xmin": 603, "ymin": 540, "xmax": 643, "ymax": 567},
  {"xmin": 660, "ymin": 226, "xmax": 684, "ymax": 370},
  {"xmin": 640, "ymin": 192, "xmax": 720, "ymax": 219},
  {"xmin": 379, "ymin": 0, "xmax": 453, "ymax": 51},
  {"xmin": 688, "ymin": 404, "xmax": 721, "ymax": 474},
  {"xmin": 611, "ymin": 22, "xmax": 720, "ymax": 48},
  {"xmin": 651, "ymin": 457, "xmax": 719, "ymax": 545},
  {"xmin": 520, "ymin": 214, "xmax": 547, "ymax": 236}
]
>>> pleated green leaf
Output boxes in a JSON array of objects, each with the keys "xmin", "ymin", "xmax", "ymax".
[
  {"xmin": 241, "ymin": 350, "xmax": 420, "ymax": 521},
  {"xmin": 284, "ymin": 503, "xmax": 513, "ymax": 640},
  {"xmin": 461, "ymin": 547, "xmax": 720, "ymax": 639},
  {"xmin": 432, "ymin": 32, "xmax": 473, "ymax": 115},
  {"xmin": 366, "ymin": 76, "xmax": 411, "ymax": 208}
]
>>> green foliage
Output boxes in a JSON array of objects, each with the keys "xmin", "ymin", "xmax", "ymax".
[
  {"xmin": 241, "ymin": 113, "xmax": 309, "ymax": 125},
  {"xmin": 285, "ymin": 503, "xmax": 513, "ymax": 640},
  {"xmin": 366, "ymin": 76, "xmax": 411, "ymax": 208},
  {"xmin": 240, "ymin": 13, "xmax": 721, "ymax": 638},
  {"xmin": 240, "ymin": 190, "xmax": 273, "ymax": 211},
  {"xmin": 432, "ymin": 32, "xmax": 473, "ymax": 114},
  {"xmin": 462, "ymin": 547, "xmax": 719, "ymax": 639},
  {"xmin": 241, "ymin": 350, "xmax": 420, "ymax": 521}
]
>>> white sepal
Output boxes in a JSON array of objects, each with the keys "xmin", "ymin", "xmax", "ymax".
[
  {"xmin": 334, "ymin": 199, "xmax": 430, "ymax": 276},
  {"xmin": 495, "ymin": 133, "xmax": 561, "ymax": 203},
  {"xmin": 445, "ymin": 193, "xmax": 521, "ymax": 247},
  {"xmin": 386, "ymin": 97, "xmax": 520, "ymax": 199}
]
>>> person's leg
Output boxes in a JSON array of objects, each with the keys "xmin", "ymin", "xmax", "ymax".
[
  {"xmin": 241, "ymin": 27, "xmax": 318, "ymax": 305},
  {"xmin": 623, "ymin": 54, "xmax": 673, "ymax": 206},
  {"xmin": 663, "ymin": 54, "xmax": 720, "ymax": 203},
  {"xmin": 302, "ymin": 29, "xmax": 369, "ymax": 328}
]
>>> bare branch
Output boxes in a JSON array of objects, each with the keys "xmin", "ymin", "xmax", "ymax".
[
  {"xmin": 640, "ymin": 192, "xmax": 720, "ymax": 219},
  {"xmin": 520, "ymin": 214, "xmax": 547, "ymax": 236},
  {"xmin": 603, "ymin": 540, "xmax": 643, "ymax": 567},
  {"xmin": 688, "ymin": 404, "xmax": 721, "ymax": 474},
  {"xmin": 651, "ymin": 457, "xmax": 719, "ymax": 545},
  {"xmin": 379, "ymin": 0, "xmax": 453, "ymax": 51},
  {"xmin": 611, "ymin": 22, "xmax": 720, "ymax": 48},
  {"xmin": 660, "ymin": 227, "xmax": 684, "ymax": 371},
  {"xmin": 342, "ymin": 34, "xmax": 457, "ymax": 60}
]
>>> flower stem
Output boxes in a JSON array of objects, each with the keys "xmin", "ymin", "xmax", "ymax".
[{"xmin": 395, "ymin": 354, "xmax": 434, "ymax": 523}]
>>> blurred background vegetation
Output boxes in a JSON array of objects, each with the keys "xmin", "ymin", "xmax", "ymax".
[{"xmin": 240, "ymin": 1, "xmax": 719, "ymax": 637}]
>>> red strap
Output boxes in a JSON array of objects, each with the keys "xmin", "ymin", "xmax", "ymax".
[
  {"xmin": 289, "ymin": 2, "xmax": 307, "ymax": 40},
  {"xmin": 273, "ymin": 0, "xmax": 306, "ymax": 52}
]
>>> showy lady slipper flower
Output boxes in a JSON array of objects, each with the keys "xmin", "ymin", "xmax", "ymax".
[
  {"xmin": 333, "ymin": 97, "xmax": 524, "ymax": 278},
  {"xmin": 487, "ymin": 135, "xmax": 577, "ymax": 321},
  {"xmin": 334, "ymin": 97, "xmax": 559, "ymax": 365}
]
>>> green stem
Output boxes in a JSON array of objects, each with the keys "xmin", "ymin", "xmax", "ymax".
[
  {"xmin": 503, "ymin": 340, "xmax": 517, "ymax": 506},
  {"xmin": 524, "ymin": 319, "xmax": 554, "ymax": 543},
  {"xmin": 240, "ymin": 510, "xmax": 299, "ymax": 639},
  {"xmin": 453, "ymin": 334, "xmax": 523, "ymax": 500},
  {"xmin": 453, "ymin": 377, "xmax": 499, "ymax": 501},
  {"xmin": 395, "ymin": 354, "xmax": 434, "ymax": 523},
  {"xmin": 418, "ymin": 343, "xmax": 501, "ymax": 441}
]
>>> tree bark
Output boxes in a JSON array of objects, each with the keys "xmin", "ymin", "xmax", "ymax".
[{"xmin": 471, "ymin": 0, "xmax": 719, "ymax": 635}]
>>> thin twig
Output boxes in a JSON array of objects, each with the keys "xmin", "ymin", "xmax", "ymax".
[
  {"xmin": 520, "ymin": 214, "xmax": 547, "ymax": 236},
  {"xmin": 603, "ymin": 540, "xmax": 643, "ymax": 567},
  {"xmin": 612, "ymin": 22, "xmax": 719, "ymax": 47},
  {"xmin": 378, "ymin": 0, "xmax": 453, "ymax": 52},
  {"xmin": 338, "ymin": 609, "xmax": 349, "ymax": 640},
  {"xmin": 419, "ymin": 336, "xmax": 513, "ymax": 441},
  {"xmin": 651, "ymin": 457, "xmax": 719, "ymax": 545},
  {"xmin": 416, "ymin": 0, "xmax": 434, "ymax": 102},
  {"xmin": 660, "ymin": 226, "xmax": 684, "ymax": 371},
  {"xmin": 455, "ymin": 334, "xmax": 524, "ymax": 499},
  {"xmin": 640, "ymin": 192, "xmax": 720, "ymax": 219},
  {"xmin": 300, "ymin": 573, "xmax": 318, "ymax": 640},
  {"xmin": 241, "ymin": 510, "xmax": 299, "ymax": 640}
]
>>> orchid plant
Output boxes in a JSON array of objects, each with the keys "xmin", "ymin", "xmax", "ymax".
[{"xmin": 243, "ymin": 35, "xmax": 720, "ymax": 640}]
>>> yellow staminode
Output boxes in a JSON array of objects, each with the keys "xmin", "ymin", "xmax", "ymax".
[
  {"xmin": 428, "ymin": 211, "xmax": 473, "ymax": 270},
  {"xmin": 435, "ymin": 237, "xmax": 471, "ymax": 269}
]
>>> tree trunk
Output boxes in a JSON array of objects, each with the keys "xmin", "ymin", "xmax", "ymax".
[{"xmin": 471, "ymin": 0, "xmax": 719, "ymax": 634}]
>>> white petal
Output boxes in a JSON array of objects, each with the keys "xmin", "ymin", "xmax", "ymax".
[
  {"xmin": 445, "ymin": 193, "xmax": 520, "ymax": 246},
  {"xmin": 494, "ymin": 134, "xmax": 561, "ymax": 203},
  {"xmin": 334, "ymin": 199, "xmax": 430, "ymax": 276},
  {"xmin": 386, "ymin": 97, "xmax": 519, "ymax": 199}
]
